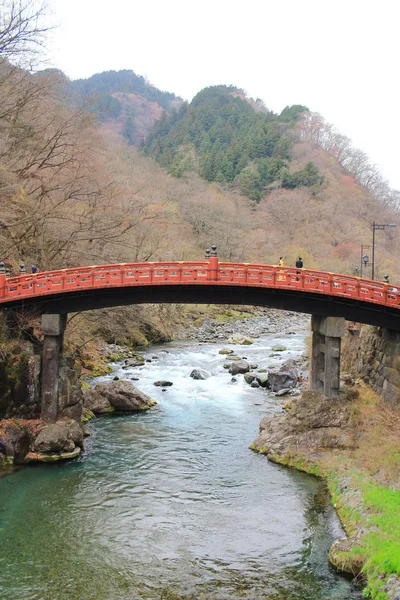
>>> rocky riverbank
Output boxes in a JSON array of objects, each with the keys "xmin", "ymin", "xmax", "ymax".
[
  {"xmin": 174, "ymin": 307, "xmax": 310, "ymax": 343},
  {"xmin": 0, "ymin": 380, "xmax": 157, "ymax": 467},
  {"xmin": 250, "ymin": 382, "xmax": 400, "ymax": 600}
]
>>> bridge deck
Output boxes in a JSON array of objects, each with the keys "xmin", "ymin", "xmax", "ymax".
[{"xmin": 1, "ymin": 262, "xmax": 399, "ymax": 329}]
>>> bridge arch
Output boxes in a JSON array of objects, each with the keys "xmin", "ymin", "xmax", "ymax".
[
  {"xmin": 1, "ymin": 259, "xmax": 399, "ymax": 329},
  {"xmin": 1, "ymin": 256, "xmax": 399, "ymax": 422}
]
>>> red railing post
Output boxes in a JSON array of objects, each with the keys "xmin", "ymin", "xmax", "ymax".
[
  {"xmin": 209, "ymin": 245, "xmax": 219, "ymax": 281},
  {"xmin": 0, "ymin": 274, "xmax": 6, "ymax": 298},
  {"xmin": 383, "ymin": 284, "xmax": 388, "ymax": 306}
]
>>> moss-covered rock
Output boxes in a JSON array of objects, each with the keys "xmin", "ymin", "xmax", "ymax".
[
  {"xmin": 83, "ymin": 380, "xmax": 156, "ymax": 414},
  {"xmin": 328, "ymin": 537, "xmax": 366, "ymax": 576},
  {"xmin": 24, "ymin": 446, "xmax": 81, "ymax": 463}
]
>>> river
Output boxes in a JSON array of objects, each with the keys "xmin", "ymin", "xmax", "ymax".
[{"xmin": 0, "ymin": 323, "xmax": 362, "ymax": 599}]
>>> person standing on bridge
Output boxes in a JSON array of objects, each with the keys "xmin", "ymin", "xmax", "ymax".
[
  {"xmin": 31, "ymin": 264, "xmax": 38, "ymax": 274},
  {"xmin": 295, "ymin": 257, "xmax": 303, "ymax": 269},
  {"xmin": 295, "ymin": 256, "xmax": 303, "ymax": 281},
  {"xmin": 278, "ymin": 256, "xmax": 285, "ymax": 281}
]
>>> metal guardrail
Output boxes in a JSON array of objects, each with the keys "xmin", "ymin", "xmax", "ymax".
[{"xmin": 0, "ymin": 262, "xmax": 399, "ymax": 309}]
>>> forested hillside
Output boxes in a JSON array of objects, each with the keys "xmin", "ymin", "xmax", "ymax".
[
  {"xmin": 1, "ymin": 1, "xmax": 399, "ymax": 349},
  {"xmin": 143, "ymin": 85, "xmax": 321, "ymax": 201},
  {"xmin": 66, "ymin": 69, "xmax": 182, "ymax": 144}
]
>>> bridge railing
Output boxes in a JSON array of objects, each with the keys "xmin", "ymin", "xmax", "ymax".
[{"xmin": 0, "ymin": 262, "xmax": 399, "ymax": 309}]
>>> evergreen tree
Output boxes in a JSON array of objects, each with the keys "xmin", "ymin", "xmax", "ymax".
[{"xmin": 142, "ymin": 85, "xmax": 312, "ymax": 201}]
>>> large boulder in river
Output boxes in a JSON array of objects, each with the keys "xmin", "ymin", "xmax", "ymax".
[
  {"xmin": 228, "ymin": 360, "xmax": 250, "ymax": 375},
  {"xmin": 244, "ymin": 372, "xmax": 257, "ymax": 384},
  {"xmin": 60, "ymin": 418, "xmax": 85, "ymax": 448},
  {"xmin": 190, "ymin": 368, "xmax": 211, "ymax": 380},
  {"xmin": 5, "ymin": 426, "xmax": 32, "ymax": 462},
  {"xmin": 33, "ymin": 424, "xmax": 75, "ymax": 453},
  {"xmin": 268, "ymin": 359, "xmax": 298, "ymax": 392},
  {"xmin": 83, "ymin": 387, "xmax": 115, "ymax": 414},
  {"xmin": 83, "ymin": 380, "xmax": 156, "ymax": 413},
  {"xmin": 256, "ymin": 373, "xmax": 269, "ymax": 388}
]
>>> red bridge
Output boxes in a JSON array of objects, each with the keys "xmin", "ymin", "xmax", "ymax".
[
  {"xmin": 1, "ymin": 254, "xmax": 399, "ymax": 330},
  {"xmin": 2, "ymin": 251, "xmax": 399, "ymax": 421}
]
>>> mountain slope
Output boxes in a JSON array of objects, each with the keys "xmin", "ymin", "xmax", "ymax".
[
  {"xmin": 143, "ymin": 85, "xmax": 314, "ymax": 201},
  {"xmin": 67, "ymin": 69, "xmax": 182, "ymax": 144}
]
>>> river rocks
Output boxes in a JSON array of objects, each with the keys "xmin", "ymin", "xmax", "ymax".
[
  {"xmin": 275, "ymin": 388, "xmax": 291, "ymax": 396},
  {"xmin": 5, "ymin": 427, "xmax": 31, "ymax": 462},
  {"xmin": 62, "ymin": 419, "xmax": 85, "ymax": 448},
  {"xmin": 244, "ymin": 372, "xmax": 257, "ymax": 384},
  {"xmin": 24, "ymin": 446, "xmax": 81, "ymax": 463},
  {"xmin": 154, "ymin": 380, "xmax": 173, "ymax": 386},
  {"xmin": 190, "ymin": 369, "xmax": 211, "ymax": 380},
  {"xmin": 83, "ymin": 387, "xmax": 115, "ymax": 414},
  {"xmin": 271, "ymin": 344, "xmax": 287, "ymax": 352},
  {"xmin": 28, "ymin": 419, "xmax": 83, "ymax": 462},
  {"xmin": 328, "ymin": 536, "xmax": 365, "ymax": 576},
  {"xmin": 0, "ymin": 438, "xmax": 14, "ymax": 465},
  {"xmin": 124, "ymin": 356, "xmax": 145, "ymax": 367},
  {"xmin": 227, "ymin": 335, "xmax": 254, "ymax": 345},
  {"xmin": 250, "ymin": 390, "xmax": 358, "ymax": 458},
  {"xmin": 256, "ymin": 373, "xmax": 269, "ymax": 388},
  {"xmin": 268, "ymin": 359, "xmax": 298, "ymax": 392},
  {"xmin": 83, "ymin": 380, "xmax": 156, "ymax": 414},
  {"xmin": 33, "ymin": 423, "xmax": 76, "ymax": 453},
  {"xmin": 228, "ymin": 360, "xmax": 250, "ymax": 375},
  {"xmin": 219, "ymin": 348, "xmax": 234, "ymax": 355},
  {"xmin": 176, "ymin": 309, "xmax": 310, "ymax": 343}
]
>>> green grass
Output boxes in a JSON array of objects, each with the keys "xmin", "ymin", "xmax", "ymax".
[
  {"xmin": 328, "ymin": 473, "xmax": 400, "ymax": 598},
  {"xmin": 362, "ymin": 483, "xmax": 400, "ymax": 575}
]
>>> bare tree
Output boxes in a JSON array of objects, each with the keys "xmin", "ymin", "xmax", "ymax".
[
  {"xmin": 296, "ymin": 112, "xmax": 400, "ymax": 213},
  {"xmin": 0, "ymin": 0, "xmax": 50, "ymax": 64}
]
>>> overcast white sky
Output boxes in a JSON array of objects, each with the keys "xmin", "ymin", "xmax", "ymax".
[{"xmin": 46, "ymin": 0, "xmax": 400, "ymax": 190}]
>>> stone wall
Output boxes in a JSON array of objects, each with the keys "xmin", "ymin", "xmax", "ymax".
[
  {"xmin": 0, "ymin": 342, "xmax": 83, "ymax": 420},
  {"xmin": 342, "ymin": 324, "xmax": 400, "ymax": 404},
  {"xmin": 0, "ymin": 342, "xmax": 41, "ymax": 419}
]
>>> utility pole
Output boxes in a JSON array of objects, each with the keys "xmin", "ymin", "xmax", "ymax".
[{"xmin": 371, "ymin": 222, "xmax": 397, "ymax": 280}]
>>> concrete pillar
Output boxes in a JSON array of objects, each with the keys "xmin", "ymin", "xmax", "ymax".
[
  {"xmin": 41, "ymin": 314, "xmax": 67, "ymax": 422},
  {"xmin": 311, "ymin": 329, "xmax": 325, "ymax": 391},
  {"xmin": 310, "ymin": 315, "xmax": 345, "ymax": 397}
]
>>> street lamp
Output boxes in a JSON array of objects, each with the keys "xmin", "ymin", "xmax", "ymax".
[
  {"xmin": 360, "ymin": 244, "xmax": 371, "ymax": 278},
  {"xmin": 371, "ymin": 222, "xmax": 397, "ymax": 280}
]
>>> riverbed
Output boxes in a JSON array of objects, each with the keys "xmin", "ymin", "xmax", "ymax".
[{"xmin": 0, "ymin": 322, "xmax": 362, "ymax": 599}]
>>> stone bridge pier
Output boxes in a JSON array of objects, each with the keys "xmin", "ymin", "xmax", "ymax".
[
  {"xmin": 310, "ymin": 315, "xmax": 345, "ymax": 397},
  {"xmin": 41, "ymin": 313, "xmax": 67, "ymax": 422}
]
